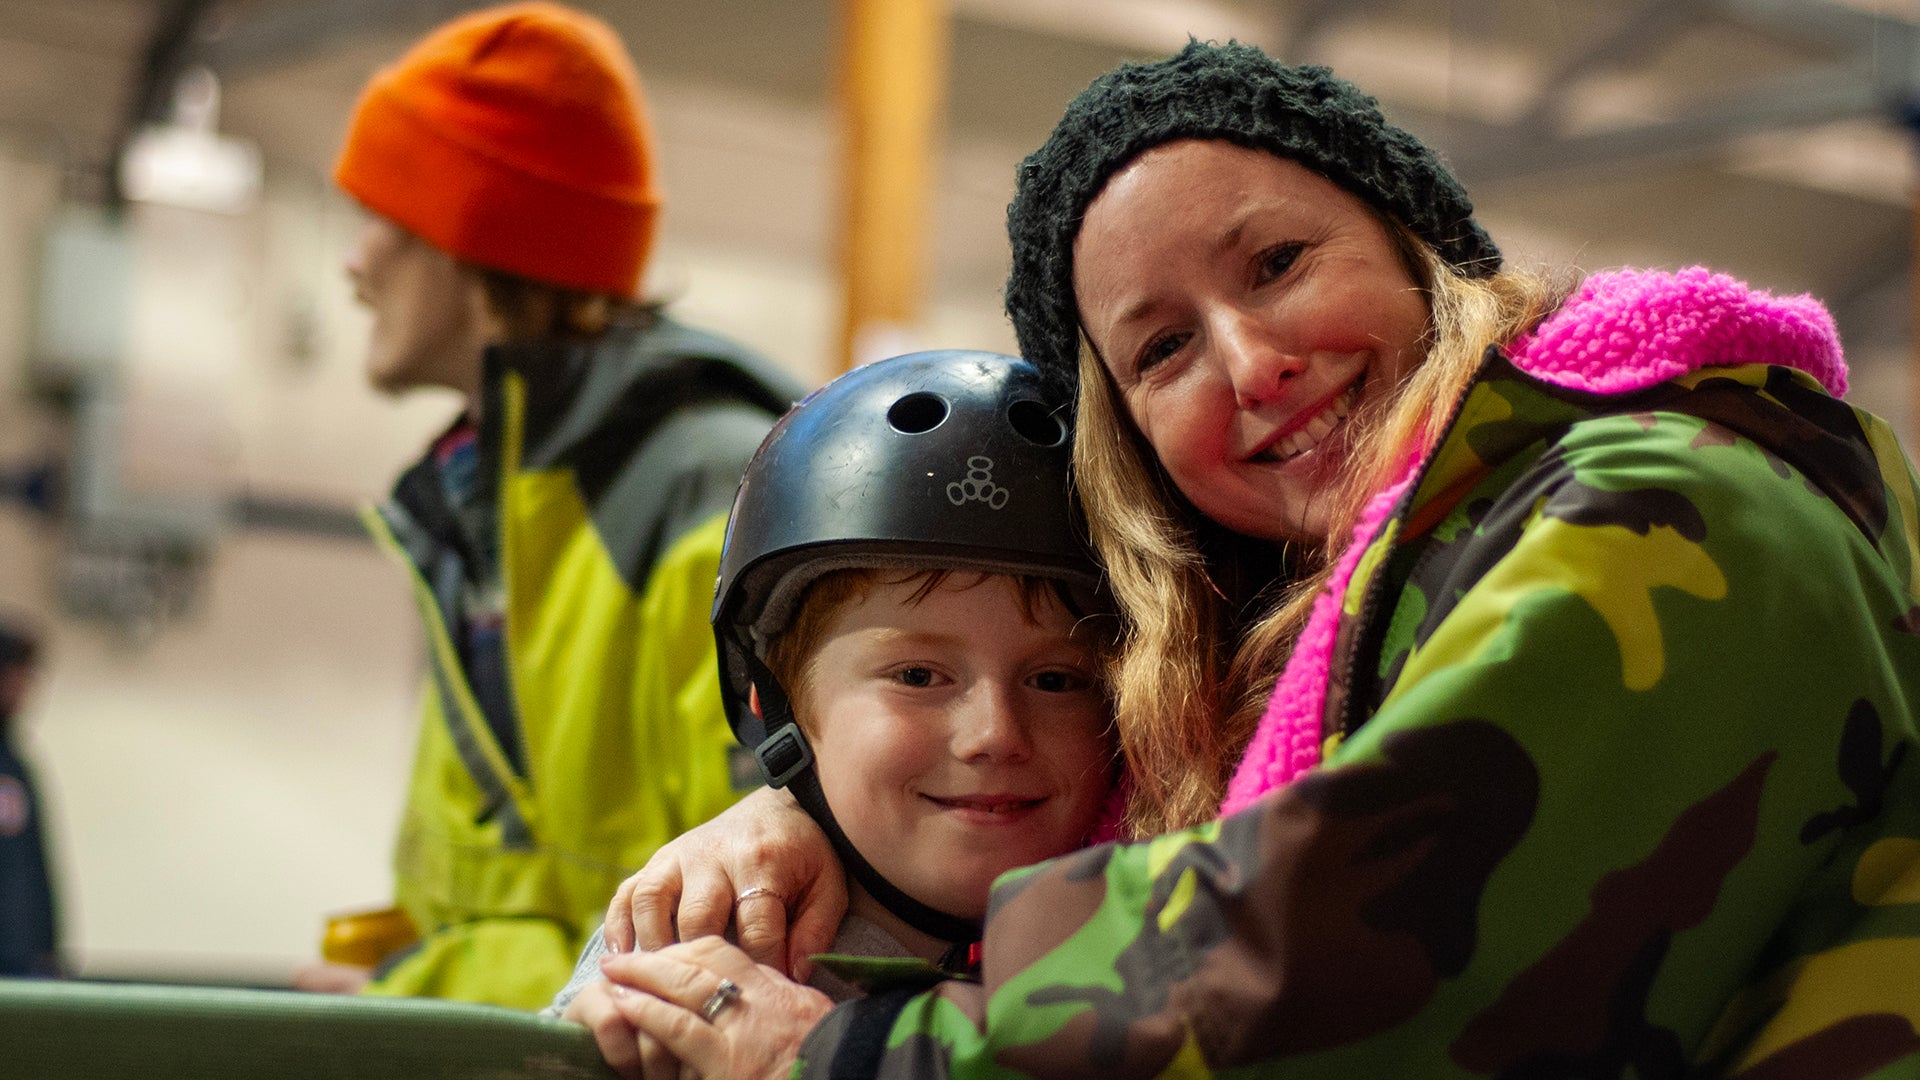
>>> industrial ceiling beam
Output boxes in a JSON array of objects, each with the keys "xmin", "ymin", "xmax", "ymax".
[
  {"xmin": 1714, "ymin": 0, "xmax": 1889, "ymax": 54},
  {"xmin": 1513, "ymin": 0, "xmax": 1713, "ymax": 132},
  {"xmin": 1446, "ymin": 61, "xmax": 1894, "ymax": 183},
  {"xmin": 1429, "ymin": 0, "xmax": 1920, "ymax": 186},
  {"xmin": 1825, "ymin": 234, "xmax": 1910, "ymax": 339},
  {"xmin": 194, "ymin": 0, "xmax": 484, "ymax": 75},
  {"xmin": 1277, "ymin": 0, "xmax": 1354, "ymax": 63}
]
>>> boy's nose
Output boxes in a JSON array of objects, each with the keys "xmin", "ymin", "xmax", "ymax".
[{"xmin": 954, "ymin": 684, "xmax": 1034, "ymax": 762}]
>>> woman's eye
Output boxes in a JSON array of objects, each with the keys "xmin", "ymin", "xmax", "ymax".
[
  {"xmin": 1135, "ymin": 332, "xmax": 1188, "ymax": 374},
  {"xmin": 895, "ymin": 667, "xmax": 936, "ymax": 687},
  {"xmin": 1257, "ymin": 242, "xmax": 1304, "ymax": 284}
]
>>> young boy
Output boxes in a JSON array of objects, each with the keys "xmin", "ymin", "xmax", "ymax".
[{"xmin": 547, "ymin": 351, "xmax": 1117, "ymax": 1069}]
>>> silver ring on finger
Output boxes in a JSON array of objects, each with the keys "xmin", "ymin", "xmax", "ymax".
[
  {"xmin": 736, "ymin": 886, "xmax": 787, "ymax": 908},
  {"xmin": 699, "ymin": 977, "xmax": 742, "ymax": 1023}
]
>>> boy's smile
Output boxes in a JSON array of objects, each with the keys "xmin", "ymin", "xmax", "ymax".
[
  {"xmin": 796, "ymin": 573, "xmax": 1113, "ymax": 924},
  {"xmin": 922, "ymin": 793, "xmax": 1047, "ymax": 823}
]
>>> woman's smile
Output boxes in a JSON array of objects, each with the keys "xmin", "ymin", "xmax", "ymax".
[{"xmin": 1246, "ymin": 379, "xmax": 1360, "ymax": 464}]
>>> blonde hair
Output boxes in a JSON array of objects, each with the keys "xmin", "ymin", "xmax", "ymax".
[
  {"xmin": 1074, "ymin": 226, "xmax": 1571, "ymax": 836},
  {"xmin": 477, "ymin": 267, "xmax": 659, "ymax": 342}
]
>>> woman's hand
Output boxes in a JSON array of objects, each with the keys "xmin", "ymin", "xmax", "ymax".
[
  {"xmin": 605, "ymin": 785, "xmax": 845, "ymax": 979},
  {"xmin": 562, "ymin": 978, "xmax": 683, "ymax": 1080},
  {"xmin": 598, "ymin": 936, "xmax": 833, "ymax": 1080}
]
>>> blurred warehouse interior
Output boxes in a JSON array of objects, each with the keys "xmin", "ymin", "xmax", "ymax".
[{"xmin": 0, "ymin": 0, "xmax": 1914, "ymax": 985}]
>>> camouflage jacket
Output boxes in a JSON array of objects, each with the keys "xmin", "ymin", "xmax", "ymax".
[{"xmin": 794, "ymin": 271, "xmax": 1920, "ymax": 1080}]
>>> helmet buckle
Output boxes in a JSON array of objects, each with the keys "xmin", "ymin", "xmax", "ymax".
[{"xmin": 754, "ymin": 722, "xmax": 814, "ymax": 789}]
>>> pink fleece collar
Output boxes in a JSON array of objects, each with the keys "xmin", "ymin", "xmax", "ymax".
[
  {"xmin": 1510, "ymin": 266, "xmax": 1844, "ymax": 397},
  {"xmin": 1218, "ymin": 268, "xmax": 1845, "ymax": 816},
  {"xmin": 1220, "ymin": 466, "xmax": 1417, "ymax": 815}
]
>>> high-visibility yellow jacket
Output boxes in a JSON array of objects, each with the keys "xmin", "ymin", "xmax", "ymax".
[{"xmin": 358, "ymin": 316, "xmax": 798, "ymax": 1009}]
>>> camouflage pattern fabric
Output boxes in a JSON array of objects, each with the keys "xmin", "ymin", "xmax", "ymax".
[{"xmin": 795, "ymin": 352, "xmax": 1920, "ymax": 1079}]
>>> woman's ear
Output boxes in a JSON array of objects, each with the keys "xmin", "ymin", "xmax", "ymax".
[{"xmin": 748, "ymin": 683, "xmax": 764, "ymax": 719}]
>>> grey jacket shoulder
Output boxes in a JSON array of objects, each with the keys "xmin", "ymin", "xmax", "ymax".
[
  {"xmin": 544, "ymin": 915, "xmax": 915, "ymax": 1017},
  {"xmin": 500, "ymin": 317, "xmax": 805, "ymax": 590}
]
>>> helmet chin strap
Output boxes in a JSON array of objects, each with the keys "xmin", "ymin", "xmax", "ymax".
[{"xmin": 741, "ymin": 649, "xmax": 983, "ymax": 948}]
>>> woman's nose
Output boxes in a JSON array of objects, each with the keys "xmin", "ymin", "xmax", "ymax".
[{"xmin": 1216, "ymin": 312, "xmax": 1301, "ymax": 408}]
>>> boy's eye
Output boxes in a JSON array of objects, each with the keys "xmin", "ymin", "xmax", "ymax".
[
  {"xmin": 1032, "ymin": 670, "xmax": 1089, "ymax": 693},
  {"xmin": 896, "ymin": 667, "xmax": 936, "ymax": 687}
]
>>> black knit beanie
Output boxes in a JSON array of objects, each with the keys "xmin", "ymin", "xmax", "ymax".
[{"xmin": 1005, "ymin": 39, "xmax": 1500, "ymax": 397}]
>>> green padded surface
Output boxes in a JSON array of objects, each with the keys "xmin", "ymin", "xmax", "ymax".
[{"xmin": 0, "ymin": 978, "xmax": 618, "ymax": 1079}]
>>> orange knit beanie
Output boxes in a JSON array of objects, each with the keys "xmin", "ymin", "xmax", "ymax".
[{"xmin": 335, "ymin": 2, "xmax": 660, "ymax": 296}]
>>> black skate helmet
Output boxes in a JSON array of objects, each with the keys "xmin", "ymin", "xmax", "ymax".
[{"xmin": 712, "ymin": 349, "xmax": 1101, "ymax": 946}]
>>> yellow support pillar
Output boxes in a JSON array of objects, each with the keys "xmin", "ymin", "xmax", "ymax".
[{"xmin": 835, "ymin": 0, "xmax": 951, "ymax": 373}]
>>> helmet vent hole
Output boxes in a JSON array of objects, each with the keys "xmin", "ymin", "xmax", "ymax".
[
  {"xmin": 1007, "ymin": 399, "xmax": 1066, "ymax": 447},
  {"xmin": 887, "ymin": 392, "xmax": 949, "ymax": 434}
]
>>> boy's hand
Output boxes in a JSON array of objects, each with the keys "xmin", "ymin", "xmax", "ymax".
[
  {"xmin": 599, "ymin": 937, "xmax": 833, "ymax": 1080},
  {"xmin": 606, "ymin": 785, "xmax": 846, "ymax": 980}
]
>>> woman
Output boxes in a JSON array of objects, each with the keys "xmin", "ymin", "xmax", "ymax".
[{"xmin": 590, "ymin": 41, "xmax": 1920, "ymax": 1079}]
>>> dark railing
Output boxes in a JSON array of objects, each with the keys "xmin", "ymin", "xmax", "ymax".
[{"xmin": 2, "ymin": 977, "xmax": 617, "ymax": 1079}]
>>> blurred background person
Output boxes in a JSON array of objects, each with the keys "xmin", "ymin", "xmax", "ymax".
[
  {"xmin": 291, "ymin": 1, "xmax": 798, "ymax": 1008},
  {"xmin": 0, "ymin": 617, "xmax": 59, "ymax": 979}
]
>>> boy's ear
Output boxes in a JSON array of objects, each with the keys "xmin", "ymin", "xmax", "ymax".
[{"xmin": 748, "ymin": 683, "xmax": 763, "ymax": 720}]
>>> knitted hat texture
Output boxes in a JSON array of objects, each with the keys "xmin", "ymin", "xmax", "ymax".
[
  {"xmin": 1005, "ymin": 40, "xmax": 1501, "ymax": 394},
  {"xmin": 335, "ymin": 2, "xmax": 660, "ymax": 295}
]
